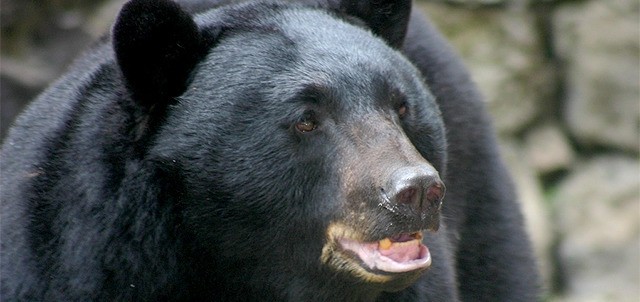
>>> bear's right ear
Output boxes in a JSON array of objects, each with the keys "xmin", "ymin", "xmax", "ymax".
[{"xmin": 113, "ymin": 0, "xmax": 210, "ymax": 108}]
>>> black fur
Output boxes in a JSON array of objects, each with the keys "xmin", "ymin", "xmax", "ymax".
[
  {"xmin": 0, "ymin": 0, "xmax": 539, "ymax": 301},
  {"xmin": 113, "ymin": 0, "xmax": 210, "ymax": 108},
  {"xmin": 332, "ymin": 0, "xmax": 411, "ymax": 48}
]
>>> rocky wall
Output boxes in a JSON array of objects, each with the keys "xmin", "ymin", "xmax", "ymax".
[{"xmin": 418, "ymin": 0, "xmax": 639, "ymax": 300}]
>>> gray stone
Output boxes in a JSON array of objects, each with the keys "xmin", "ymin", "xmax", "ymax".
[
  {"xmin": 553, "ymin": 156, "xmax": 640, "ymax": 301},
  {"xmin": 419, "ymin": 0, "xmax": 554, "ymax": 7},
  {"xmin": 425, "ymin": 0, "xmax": 510, "ymax": 5},
  {"xmin": 0, "ymin": 0, "xmax": 123, "ymax": 140},
  {"xmin": 419, "ymin": 3, "xmax": 554, "ymax": 135},
  {"xmin": 420, "ymin": 0, "xmax": 562, "ymax": 8},
  {"xmin": 86, "ymin": 0, "xmax": 128, "ymax": 39},
  {"xmin": 556, "ymin": 0, "xmax": 640, "ymax": 153},
  {"xmin": 524, "ymin": 123, "xmax": 575, "ymax": 174}
]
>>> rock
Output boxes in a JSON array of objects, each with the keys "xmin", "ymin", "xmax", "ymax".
[
  {"xmin": 86, "ymin": 0, "xmax": 127, "ymax": 39},
  {"xmin": 419, "ymin": 0, "xmax": 553, "ymax": 7},
  {"xmin": 524, "ymin": 123, "xmax": 575, "ymax": 174},
  {"xmin": 419, "ymin": 3, "xmax": 554, "ymax": 135},
  {"xmin": 555, "ymin": 0, "xmax": 640, "ymax": 153},
  {"xmin": 553, "ymin": 156, "xmax": 640, "ymax": 301},
  {"xmin": 424, "ymin": 0, "xmax": 511, "ymax": 6},
  {"xmin": 499, "ymin": 140, "xmax": 554, "ymax": 290},
  {"xmin": 0, "ymin": 0, "xmax": 122, "ymax": 141}
]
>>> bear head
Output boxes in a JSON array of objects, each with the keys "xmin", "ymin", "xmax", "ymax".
[{"xmin": 113, "ymin": 0, "xmax": 447, "ymax": 296}]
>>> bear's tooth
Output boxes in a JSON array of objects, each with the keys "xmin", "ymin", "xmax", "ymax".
[
  {"xmin": 395, "ymin": 239, "xmax": 420, "ymax": 247},
  {"xmin": 379, "ymin": 238, "xmax": 392, "ymax": 250}
]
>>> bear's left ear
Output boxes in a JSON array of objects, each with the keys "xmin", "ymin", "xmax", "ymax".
[
  {"xmin": 336, "ymin": 0, "xmax": 411, "ymax": 49},
  {"xmin": 113, "ymin": 0, "xmax": 211, "ymax": 108}
]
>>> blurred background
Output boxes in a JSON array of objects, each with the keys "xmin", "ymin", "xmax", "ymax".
[{"xmin": 1, "ymin": 0, "xmax": 638, "ymax": 300}]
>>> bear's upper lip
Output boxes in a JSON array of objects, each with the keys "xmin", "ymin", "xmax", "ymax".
[{"xmin": 337, "ymin": 231, "xmax": 431, "ymax": 273}]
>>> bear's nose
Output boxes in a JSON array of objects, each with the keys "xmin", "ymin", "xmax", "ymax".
[{"xmin": 384, "ymin": 165, "xmax": 445, "ymax": 212}]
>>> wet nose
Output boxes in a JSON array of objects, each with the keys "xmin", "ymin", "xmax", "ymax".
[{"xmin": 384, "ymin": 165, "xmax": 445, "ymax": 212}]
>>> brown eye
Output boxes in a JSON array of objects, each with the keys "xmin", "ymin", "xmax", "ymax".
[
  {"xmin": 397, "ymin": 103, "xmax": 407, "ymax": 118},
  {"xmin": 295, "ymin": 120, "xmax": 317, "ymax": 133}
]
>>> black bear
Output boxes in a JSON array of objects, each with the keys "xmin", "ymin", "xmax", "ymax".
[{"xmin": 0, "ymin": 0, "xmax": 540, "ymax": 300}]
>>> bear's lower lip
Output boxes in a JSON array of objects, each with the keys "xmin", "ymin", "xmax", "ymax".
[
  {"xmin": 338, "ymin": 232, "xmax": 431, "ymax": 273},
  {"xmin": 321, "ymin": 223, "xmax": 432, "ymax": 283}
]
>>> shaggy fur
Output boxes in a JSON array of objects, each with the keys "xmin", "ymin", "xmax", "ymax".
[{"xmin": 1, "ymin": 0, "xmax": 539, "ymax": 300}]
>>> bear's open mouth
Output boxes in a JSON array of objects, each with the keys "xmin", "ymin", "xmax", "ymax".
[
  {"xmin": 338, "ymin": 232, "xmax": 431, "ymax": 273},
  {"xmin": 321, "ymin": 223, "xmax": 432, "ymax": 282}
]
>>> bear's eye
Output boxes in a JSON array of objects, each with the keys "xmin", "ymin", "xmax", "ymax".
[
  {"xmin": 296, "ymin": 120, "xmax": 317, "ymax": 133},
  {"xmin": 397, "ymin": 102, "xmax": 408, "ymax": 118},
  {"xmin": 295, "ymin": 111, "xmax": 317, "ymax": 133}
]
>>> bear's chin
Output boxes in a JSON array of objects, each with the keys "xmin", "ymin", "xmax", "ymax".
[{"xmin": 320, "ymin": 223, "xmax": 431, "ymax": 290}]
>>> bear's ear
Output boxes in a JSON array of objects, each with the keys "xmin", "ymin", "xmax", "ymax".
[
  {"xmin": 336, "ymin": 0, "xmax": 411, "ymax": 49},
  {"xmin": 113, "ymin": 0, "xmax": 209, "ymax": 108}
]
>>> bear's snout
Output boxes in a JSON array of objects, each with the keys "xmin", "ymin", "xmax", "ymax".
[
  {"xmin": 338, "ymin": 113, "xmax": 445, "ymax": 235},
  {"xmin": 382, "ymin": 165, "xmax": 445, "ymax": 217}
]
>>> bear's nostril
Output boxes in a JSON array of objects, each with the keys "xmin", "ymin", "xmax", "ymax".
[
  {"xmin": 395, "ymin": 187, "xmax": 418, "ymax": 205},
  {"xmin": 426, "ymin": 182, "xmax": 445, "ymax": 208}
]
